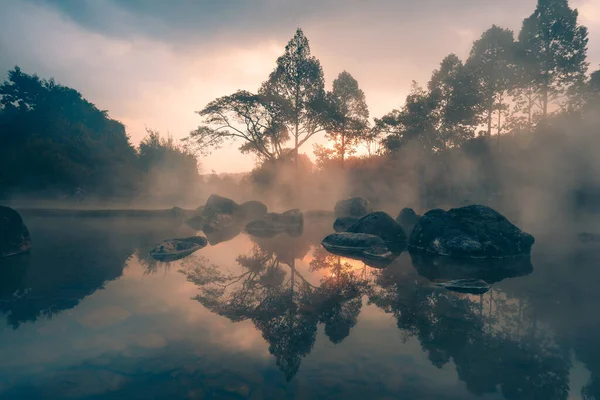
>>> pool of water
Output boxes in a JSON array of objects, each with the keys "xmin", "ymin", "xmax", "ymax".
[{"xmin": 1, "ymin": 216, "xmax": 599, "ymax": 400}]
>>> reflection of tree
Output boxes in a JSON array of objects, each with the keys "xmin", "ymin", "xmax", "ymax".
[
  {"xmin": 0, "ymin": 217, "xmax": 190, "ymax": 328},
  {"xmin": 369, "ymin": 255, "xmax": 571, "ymax": 399},
  {"xmin": 182, "ymin": 240, "xmax": 370, "ymax": 380}
]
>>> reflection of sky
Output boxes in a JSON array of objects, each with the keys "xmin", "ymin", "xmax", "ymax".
[
  {"xmin": 0, "ymin": 231, "xmax": 595, "ymax": 399},
  {"xmin": 0, "ymin": 234, "xmax": 494, "ymax": 399}
]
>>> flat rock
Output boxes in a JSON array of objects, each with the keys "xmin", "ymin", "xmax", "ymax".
[
  {"xmin": 321, "ymin": 232, "xmax": 394, "ymax": 262},
  {"xmin": 150, "ymin": 236, "xmax": 208, "ymax": 261},
  {"xmin": 434, "ymin": 279, "xmax": 491, "ymax": 295}
]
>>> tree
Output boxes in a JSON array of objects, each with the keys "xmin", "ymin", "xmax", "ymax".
[
  {"xmin": 185, "ymin": 90, "xmax": 289, "ymax": 161},
  {"xmin": 0, "ymin": 66, "xmax": 140, "ymax": 199},
  {"xmin": 260, "ymin": 28, "xmax": 326, "ymax": 169},
  {"xmin": 467, "ymin": 25, "xmax": 517, "ymax": 137},
  {"xmin": 324, "ymin": 71, "xmax": 370, "ymax": 168},
  {"xmin": 427, "ymin": 54, "xmax": 482, "ymax": 149},
  {"xmin": 517, "ymin": 0, "xmax": 589, "ymax": 119}
]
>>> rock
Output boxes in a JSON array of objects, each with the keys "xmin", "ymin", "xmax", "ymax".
[
  {"xmin": 149, "ymin": 236, "xmax": 208, "ymax": 261},
  {"xmin": 321, "ymin": 232, "xmax": 394, "ymax": 262},
  {"xmin": 434, "ymin": 279, "xmax": 491, "ymax": 295},
  {"xmin": 185, "ymin": 215, "xmax": 206, "ymax": 231},
  {"xmin": 396, "ymin": 208, "xmax": 420, "ymax": 236},
  {"xmin": 333, "ymin": 217, "xmax": 359, "ymax": 232},
  {"xmin": 0, "ymin": 206, "xmax": 31, "ymax": 258},
  {"xmin": 203, "ymin": 194, "xmax": 239, "ymax": 216},
  {"xmin": 410, "ymin": 251, "xmax": 533, "ymax": 284},
  {"xmin": 334, "ymin": 197, "xmax": 372, "ymax": 218},
  {"xmin": 346, "ymin": 212, "xmax": 407, "ymax": 253},
  {"xmin": 245, "ymin": 209, "xmax": 303, "ymax": 238},
  {"xmin": 238, "ymin": 201, "xmax": 268, "ymax": 221},
  {"xmin": 409, "ymin": 205, "xmax": 535, "ymax": 258}
]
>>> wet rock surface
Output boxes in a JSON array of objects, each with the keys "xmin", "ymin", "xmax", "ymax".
[
  {"xmin": 409, "ymin": 205, "xmax": 535, "ymax": 258},
  {"xmin": 434, "ymin": 279, "xmax": 491, "ymax": 295},
  {"xmin": 346, "ymin": 212, "xmax": 407, "ymax": 253},
  {"xmin": 150, "ymin": 236, "xmax": 208, "ymax": 261},
  {"xmin": 321, "ymin": 232, "xmax": 394, "ymax": 262},
  {"xmin": 1, "ymin": 206, "xmax": 32, "ymax": 258},
  {"xmin": 334, "ymin": 197, "xmax": 372, "ymax": 219}
]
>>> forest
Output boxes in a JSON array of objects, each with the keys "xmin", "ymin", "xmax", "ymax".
[{"xmin": 1, "ymin": 0, "xmax": 599, "ymax": 217}]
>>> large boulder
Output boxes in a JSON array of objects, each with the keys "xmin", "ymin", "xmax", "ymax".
[
  {"xmin": 409, "ymin": 205, "xmax": 535, "ymax": 258},
  {"xmin": 334, "ymin": 197, "xmax": 372, "ymax": 218},
  {"xmin": 396, "ymin": 208, "xmax": 420, "ymax": 236},
  {"xmin": 346, "ymin": 212, "xmax": 407, "ymax": 253},
  {"xmin": 245, "ymin": 209, "xmax": 304, "ymax": 238},
  {"xmin": 238, "ymin": 201, "xmax": 268, "ymax": 221},
  {"xmin": 0, "ymin": 206, "xmax": 32, "ymax": 258},
  {"xmin": 204, "ymin": 194, "xmax": 240, "ymax": 216}
]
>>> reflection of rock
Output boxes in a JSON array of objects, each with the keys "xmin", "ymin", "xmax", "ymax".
[
  {"xmin": 396, "ymin": 208, "xmax": 420, "ymax": 236},
  {"xmin": 238, "ymin": 200, "xmax": 268, "ymax": 220},
  {"xmin": 333, "ymin": 217, "xmax": 359, "ymax": 232},
  {"xmin": 347, "ymin": 212, "xmax": 407, "ymax": 252},
  {"xmin": 204, "ymin": 224, "xmax": 242, "ymax": 246},
  {"xmin": 334, "ymin": 197, "xmax": 372, "ymax": 218},
  {"xmin": 321, "ymin": 233, "xmax": 394, "ymax": 265},
  {"xmin": 578, "ymin": 232, "xmax": 600, "ymax": 243},
  {"xmin": 245, "ymin": 209, "xmax": 304, "ymax": 238},
  {"xmin": 410, "ymin": 251, "xmax": 533, "ymax": 284},
  {"xmin": 434, "ymin": 279, "xmax": 491, "ymax": 295},
  {"xmin": 1, "ymin": 206, "xmax": 32, "ymax": 258},
  {"xmin": 149, "ymin": 236, "xmax": 208, "ymax": 261},
  {"xmin": 410, "ymin": 205, "xmax": 535, "ymax": 258}
]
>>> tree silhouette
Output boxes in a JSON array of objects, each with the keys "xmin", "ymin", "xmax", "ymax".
[
  {"xmin": 185, "ymin": 90, "xmax": 289, "ymax": 161},
  {"xmin": 517, "ymin": 0, "xmax": 589, "ymax": 119},
  {"xmin": 323, "ymin": 71, "xmax": 370, "ymax": 169},
  {"xmin": 467, "ymin": 25, "xmax": 517, "ymax": 137},
  {"xmin": 260, "ymin": 28, "xmax": 327, "ymax": 169}
]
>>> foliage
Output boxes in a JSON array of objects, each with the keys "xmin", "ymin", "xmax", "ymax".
[{"xmin": 260, "ymin": 28, "xmax": 327, "ymax": 167}]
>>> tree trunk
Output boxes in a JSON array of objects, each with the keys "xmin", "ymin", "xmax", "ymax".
[
  {"xmin": 294, "ymin": 120, "xmax": 299, "ymax": 171},
  {"xmin": 487, "ymin": 106, "xmax": 493, "ymax": 138},
  {"xmin": 541, "ymin": 84, "xmax": 549, "ymax": 119},
  {"xmin": 340, "ymin": 131, "xmax": 345, "ymax": 169}
]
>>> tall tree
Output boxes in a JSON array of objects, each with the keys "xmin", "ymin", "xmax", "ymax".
[
  {"xmin": 185, "ymin": 90, "xmax": 289, "ymax": 161},
  {"xmin": 260, "ymin": 28, "xmax": 326, "ymax": 169},
  {"xmin": 517, "ymin": 0, "xmax": 589, "ymax": 119},
  {"xmin": 324, "ymin": 71, "xmax": 370, "ymax": 168},
  {"xmin": 428, "ymin": 54, "xmax": 482, "ymax": 149},
  {"xmin": 467, "ymin": 25, "xmax": 516, "ymax": 137}
]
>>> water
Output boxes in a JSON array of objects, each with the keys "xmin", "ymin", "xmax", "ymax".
[{"xmin": 1, "ymin": 216, "xmax": 599, "ymax": 400}]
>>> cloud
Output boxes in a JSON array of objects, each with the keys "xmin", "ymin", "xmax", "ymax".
[{"xmin": 1, "ymin": 0, "xmax": 599, "ymax": 172}]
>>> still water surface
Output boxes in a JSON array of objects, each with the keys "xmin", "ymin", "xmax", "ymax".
[{"xmin": 1, "ymin": 216, "xmax": 599, "ymax": 400}]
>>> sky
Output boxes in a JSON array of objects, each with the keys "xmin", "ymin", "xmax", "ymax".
[{"xmin": 0, "ymin": 0, "xmax": 599, "ymax": 173}]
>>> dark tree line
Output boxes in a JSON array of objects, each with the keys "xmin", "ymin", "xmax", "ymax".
[
  {"xmin": 0, "ymin": 67, "xmax": 201, "ymax": 202},
  {"xmin": 189, "ymin": 0, "xmax": 597, "ymax": 164}
]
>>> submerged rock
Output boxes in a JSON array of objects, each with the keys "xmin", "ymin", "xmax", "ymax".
[
  {"xmin": 347, "ymin": 212, "xmax": 407, "ymax": 252},
  {"xmin": 150, "ymin": 236, "xmax": 208, "ymax": 261},
  {"xmin": 321, "ymin": 232, "xmax": 394, "ymax": 263},
  {"xmin": 245, "ymin": 209, "xmax": 304, "ymax": 238},
  {"xmin": 409, "ymin": 205, "xmax": 535, "ymax": 258},
  {"xmin": 333, "ymin": 217, "xmax": 359, "ymax": 232},
  {"xmin": 334, "ymin": 197, "xmax": 372, "ymax": 219},
  {"xmin": 396, "ymin": 208, "xmax": 420, "ymax": 236},
  {"xmin": 434, "ymin": 279, "xmax": 491, "ymax": 295},
  {"xmin": 1, "ymin": 206, "xmax": 31, "ymax": 258}
]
